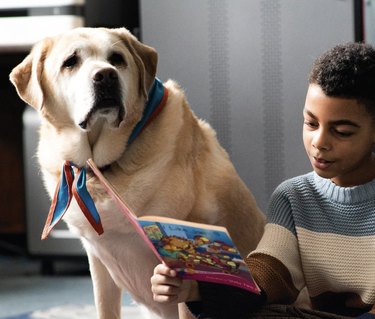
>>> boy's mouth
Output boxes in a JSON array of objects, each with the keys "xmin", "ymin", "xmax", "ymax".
[{"xmin": 312, "ymin": 156, "xmax": 334, "ymax": 169}]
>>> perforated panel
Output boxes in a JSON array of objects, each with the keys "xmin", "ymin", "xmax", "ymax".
[
  {"xmin": 207, "ymin": 1, "xmax": 232, "ymax": 153},
  {"xmin": 260, "ymin": 0, "xmax": 285, "ymax": 197}
]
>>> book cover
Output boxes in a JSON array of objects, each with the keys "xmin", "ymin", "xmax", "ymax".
[{"xmin": 86, "ymin": 158, "xmax": 260, "ymax": 294}]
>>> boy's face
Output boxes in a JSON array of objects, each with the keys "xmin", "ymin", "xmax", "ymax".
[{"xmin": 303, "ymin": 84, "xmax": 375, "ymax": 186}]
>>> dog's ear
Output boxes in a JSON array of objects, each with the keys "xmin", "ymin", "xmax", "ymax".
[
  {"xmin": 111, "ymin": 28, "xmax": 158, "ymax": 98},
  {"xmin": 9, "ymin": 39, "xmax": 51, "ymax": 110}
]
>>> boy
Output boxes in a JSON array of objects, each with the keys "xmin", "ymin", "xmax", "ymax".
[{"xmin": 151, "ymin": 42, "xmax": 375, "ymax": 318}]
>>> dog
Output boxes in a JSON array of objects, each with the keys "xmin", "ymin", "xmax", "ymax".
[{"xmin": 10, "ymin": 27, "xmax": 265, "ymax": 319}]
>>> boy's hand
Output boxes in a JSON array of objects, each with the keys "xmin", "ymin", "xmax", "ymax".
[{"xmin": 151, "ymin": 264, "xmax": 200, "ymax": 304}]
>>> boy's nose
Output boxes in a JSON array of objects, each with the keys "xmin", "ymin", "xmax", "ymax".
[{"xmin": 312, "ymin": 130, "xmax": 331, "ymax": 151}]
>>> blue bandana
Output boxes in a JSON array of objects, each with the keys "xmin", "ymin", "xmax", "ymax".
[{"xmin": 127, "ymin": 78, "xmax": 168, "ymax": 144}]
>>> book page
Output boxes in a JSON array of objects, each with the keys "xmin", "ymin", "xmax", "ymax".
[{"xmin": 138, "ymin": 217, "xmax": 260, "ymax": 294}]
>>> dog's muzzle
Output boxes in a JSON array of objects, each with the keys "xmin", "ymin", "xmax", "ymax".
[{"xmin": 79, "ymin": 68, "xmax": 124, "ymax": 130}]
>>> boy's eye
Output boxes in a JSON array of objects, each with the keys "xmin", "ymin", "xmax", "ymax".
[
  {"xmin": 304, "ymin": 120, "xmax": 318, "ymax": 128},
  {"xmin": 333, "ymin": 125, "xmax": 356, "ymax": 137},
  {"xmin": 334, "ymin": 130, "xmax": 354, "ymax": 137}
]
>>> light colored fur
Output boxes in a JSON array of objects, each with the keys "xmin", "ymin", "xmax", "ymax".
[{"xmin": 10, "ymin": 27, "xmax": 265, "ymax": 319}]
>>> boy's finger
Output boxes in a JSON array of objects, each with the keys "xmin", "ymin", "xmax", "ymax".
[
  {"xmin": 151, "ymin": 282, "xmax": 181, "ymax": 296},
  {"xmin": 154, "ymin": 263, "xmax": 177, "ymax": 277},
  {"xmin": 151, "ymin": 273, "xmax": 182, "ymax": 287}
]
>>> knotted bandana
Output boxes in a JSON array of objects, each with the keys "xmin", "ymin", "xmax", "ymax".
[{"xmin": 41, "ymin": 161, "xmax": 103, "ymax": 239}]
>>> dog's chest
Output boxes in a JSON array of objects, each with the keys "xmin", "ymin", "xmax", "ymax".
[
  {"xmin": 63, "ymin": 196, "xmax": 127, "ymax": 238},
  {"xmin": 63, "ymin": 198, "xmax": 160, "ymax": 289}
]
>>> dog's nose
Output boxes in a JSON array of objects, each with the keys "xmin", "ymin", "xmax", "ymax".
[{"xmin": 92, "ymin": 68, "xmax": 118, "ymax": 86}]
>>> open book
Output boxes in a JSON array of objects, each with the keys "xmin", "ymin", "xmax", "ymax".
[{"xmin": 87, "ymin": 159, "xmax": 260, "ymax": 294}]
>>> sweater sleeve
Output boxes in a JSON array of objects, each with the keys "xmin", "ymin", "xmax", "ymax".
[{"xmin": 246, "ymin": 181, "xmax": 306, "ymax": 303}]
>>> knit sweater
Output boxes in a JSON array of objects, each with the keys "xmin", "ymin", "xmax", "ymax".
[{"xmin": 247, "ymin": 171, "xmax": 375, "ymax": 317}]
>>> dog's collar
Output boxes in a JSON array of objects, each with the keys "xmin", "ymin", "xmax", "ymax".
[{"xmin": 127, "ymin": 78, "xmax": 168, "ymax": 145}]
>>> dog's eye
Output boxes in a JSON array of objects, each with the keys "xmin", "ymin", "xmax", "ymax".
[
  {"xmin": 62, "ymin": 53, "xmax": 78, "ymax": 69},
  {"xmin": 108, "ymin": 52, "xmax": 126, "ymax": 66}
]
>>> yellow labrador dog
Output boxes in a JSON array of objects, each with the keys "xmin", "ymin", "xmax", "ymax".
[{"xmin": 10, "ymin": 27, "xmax": 265, "ymax": 319}]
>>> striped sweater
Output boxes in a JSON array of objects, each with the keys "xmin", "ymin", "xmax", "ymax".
[{"xmin": 247, "ymin": 171, "xmax": 375, "ymax": 317}]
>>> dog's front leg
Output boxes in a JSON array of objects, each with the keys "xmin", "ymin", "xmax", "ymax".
[{"xmin": 87, "ymin": 251, "xmax": 122, "ymax": 319}]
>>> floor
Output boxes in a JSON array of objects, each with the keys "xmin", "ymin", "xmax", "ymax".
[{"xmin": 0, "ymin": 242, "xmax": 142, "ymax": 319}]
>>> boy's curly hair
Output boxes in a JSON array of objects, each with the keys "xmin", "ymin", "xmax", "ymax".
[{"xmin": 309, "ymin": 42, "xmax": 375, "ymax": 118}]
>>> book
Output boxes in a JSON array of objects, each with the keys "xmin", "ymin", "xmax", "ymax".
[{"xmin": 86, "ymin": 158, "xmax": 260, "ymax": 294}]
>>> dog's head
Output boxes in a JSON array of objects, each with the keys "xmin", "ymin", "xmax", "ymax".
[{"xmin": 10, "ymin": 27, "xmax": 157, "ymax": 132}]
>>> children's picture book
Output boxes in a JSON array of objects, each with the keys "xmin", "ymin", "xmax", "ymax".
[{"xmin": 86, "ymin": 158, "xmax": 260, "ymax": 294}]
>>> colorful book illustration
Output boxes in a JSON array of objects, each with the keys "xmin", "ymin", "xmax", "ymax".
[{"xmin": 86, "ymin": 158, "xmax": 260, "ymax": 294}]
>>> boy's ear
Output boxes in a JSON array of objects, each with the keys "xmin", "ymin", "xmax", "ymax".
[{"xmin": 9, "ymin": 38, "xmax": 52, "ymax": 110}]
